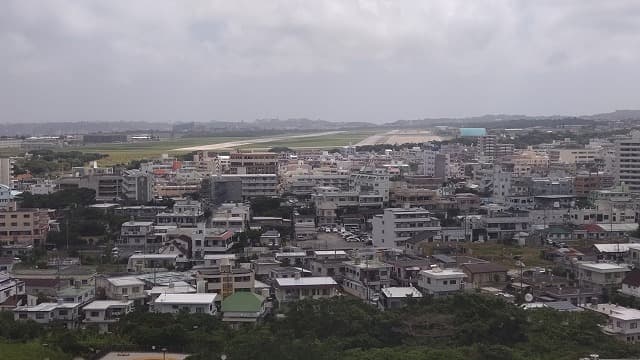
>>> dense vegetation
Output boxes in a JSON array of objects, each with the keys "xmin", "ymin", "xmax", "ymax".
[
  {"xmin": 13, "ymin": 150, "xmax": 106, "ymax": 177},
  {"xmin": 1, "ymin": 295, "xmax": 639, "ymax": 360}
]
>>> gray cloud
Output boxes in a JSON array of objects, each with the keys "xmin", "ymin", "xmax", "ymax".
[{"xmin": 1, "ymin": 0, "xmax": 640, "ymax": 124}]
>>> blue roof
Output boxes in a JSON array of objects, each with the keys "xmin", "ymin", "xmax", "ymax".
[{"xmin": 459, "ymin": 128, "xmax": 487, "ymax": 137}]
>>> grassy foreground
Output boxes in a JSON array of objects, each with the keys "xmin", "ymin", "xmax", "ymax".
[{"xmin": 0, "ymin": 341, "xmax": 69, "ymax": 360}]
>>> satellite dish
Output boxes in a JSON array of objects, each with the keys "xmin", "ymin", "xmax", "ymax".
[{"xmin": 524, "ymin": 293, "xmax": 534, "ymax": 302}]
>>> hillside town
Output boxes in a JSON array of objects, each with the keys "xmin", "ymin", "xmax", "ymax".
[{"xmin": 3, "ymin": 123, "xmax": 640, "ymax": 357}]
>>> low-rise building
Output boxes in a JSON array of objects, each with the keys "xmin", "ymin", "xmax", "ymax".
[
  {"xmin": 152, "ymin": 293, "xmax": 218, "ymax": 315},
  {"xmin": 342, "ymin": 259, "xmax": 392, "ymax": 301},
  {"xmin": 96, "ymin": 276, "xmax": 146, "ymax": 303},
  {"xmin": 221, "ymin": 291, "xmax": 268, "ymax": 327},
  {"xmin": 273, "ymin": 275, "xmax": 338, "ymax": 304},
  {"xmin": 13, "ymin": 302, "xmax": 82, "ymax": 329},
  {"xmin": 418, "ymin": 267, "xmax": 466, "ymax": 296},
  {"xmin": 83, "ymin": 299, "xmax": 135, "ymax": 333},
  {"xmin": 583, "ymin": 303, "xmax": 640, "ymax": 343},
  {"xmin": 461, "ymin": 262, "xmax": 509, "ymax": 288},
  {"xmin": 621, "ymin": 269, "xmax": 640, "ymax": 299},
  {"xmin": 126, "ymin": 253, "xmax": 188, "ymax": 273},
  {"xmin": 378, "ymin": 286, "xmax": 423, "ymax": 310},
  {"xmin": 577, "ymin": 262, "xmax": 629, "ymax": 288}
]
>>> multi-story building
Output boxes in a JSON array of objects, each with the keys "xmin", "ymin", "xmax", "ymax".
[
  {"xmin": 96, "ymin": 276, "xmax": 146, "ymax": 303},
  {"xmin": 616, "ymin": 131, "xmax": 640, "ymax": 193},
  {"xmin": 371, "ymin": 207, "xmax": 441, "ymax": 248},
  {"xmin": 0, "ymin": 273, "xmax": 26, "ymax": 307},
  {"xmin": 229, "ymin": 152, "xmax": 278, "ymax": 175},
  {"xmin": 342, "ymin": 259, "xmax": 392, "ymax": 301},
  {"xmin": 211, "ymin": 203, "xmax": 250, "ymax": 232},
  {"xmin": 549, "ymin": 148, "xmax": 600, "ymax": 165},
  {"xmin": 155, "ymin": 200, "xmax": 204, "ymax": 228},
  {"xmin": 201, "ymin": 174, "xmax": 278, "ymax": 208},
  {"xmin": 13, "ymin": 302, "xmax": 82, "ymax": 329},
  {"xmin": 0, "ymin": 157, "xmax": 13, "ymax": 186},
  {"xmin": 0, "ymin": 202, "xmax": 50, "ymax": 247},
  {"xmin": 0, "ymin": 184, "xmax": 14, "ymax": 209},
  {"xmin": 83, "ymin": 299, "xmax": 135, "ymax": 333},
  {"xmin": 57, "ymin": 172, "xmax": 124, "ymax": 202},
  {"xmin": 289, "ymin": 174, "xmax": 350, "ymax": 196},
  {"xmin": 484, "ymin": 208, "xmax": 530, "ymax": 242},
  {"xmin": 121, "ymin": 169, "xmax": 154, "ymax": 203},
  {"xmin": 196, "ymin": 266, "xmax": 255, "ymax": 299},
  {"xmin": 577, "ymin": 262, "xmax": 629, "ymax": 288},
  {"xmin": 117, "ymin": 221, "xmax": 155, "ymax": 249}
]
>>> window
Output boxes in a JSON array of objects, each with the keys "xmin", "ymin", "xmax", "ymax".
[
  {"xmin": 58, "ymin": 310, "xmax": 68, "ymax": 316},
  {"xmin": 90, "ymin": 311, "xmax": 99, "ymax": 317},
  {"xmin": 426, "ymin": 278, "xmax": 431, "ymax": 284},
  {"xmin": 450, "ymin": 280, "xmax": 457, "ymax": 285},
  {"xmin": 196, "ymin": 307, "xmax": 204, "ymax": 313},
  {"xmin": 632, "ymin": 322, "xmax": 638, "ymax": 329},
  {"xmin": 18, "ymin": 313, "xmax": 27, "ymax": 319},
  {"xmin": 121, "ymin": 288, "xmax": 128, "ymax": 294},
  {"xmin": 35, "ymin": 313, "xmax": 45, "ymax": 319}
]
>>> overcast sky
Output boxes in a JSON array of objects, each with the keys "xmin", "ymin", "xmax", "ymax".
[{"xmin": 1, "ymin": 1, "xmax": 640, "ymax": 124}]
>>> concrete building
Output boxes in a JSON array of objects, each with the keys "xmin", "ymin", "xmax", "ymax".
[
  {"xmin": 0, "ymin": 158, "xmax": 12, "ymax": 186},
  {"xmin": 371, "ymin": 207, "xmax": 441, "ymax": 248},
  {"xmin": 584, "ymin": 303, "xmax": 640, "ymax": 343},
  {"xmin": 417, "ymin": 267, "xmax": 466, "ymax": 296},
  {"xmin": 152, "ymin": 293, "xmax": 218, "ymax": 315},
  {"xmin": 0, "ymin": 202, "xmax": 50, "ymax": 247},
  {"xmin": 122, "ymin": 169, "xmax": 154, "ymax": 203},
  {"xmin": 196, "ymin": 261, "xmax": 255, "ymax": 299},
  {"xmin": 96, "ymin": 276, "xmax": 146, "ymax": 303},
  {"xmin": 342, "ymin": 259, "xmax": 392, "ymax": 301},
  {"xmin": 229, "ymin": 152, "xmax": 278, "ymax": 175},
  {"xmin": 378, "ymin": 286, "xmax": 422, "ymax": 310},
  {"xmin": 211, "ymin": 203, "xmax": 250, "ymax": 232},
  {"xmin": 0, "ymin": 184, "xmax": 13, "ymax": 209},
  {"xmin": 83, "ymin": 299, "xmax": 134, "ymax": 333},
  {"xmin": 616, "ymin": 130, "xmax": 640, "ymax": 192},
  {"xmin": 577, "ymin": 262, "xmax": 629, "ymax": 288},
  {"xmin": 117, "ymin": 221, "xmax": 155, "ymax": 249},
  {"xmin": 273, "ymin": 275, "xmax": 338, "ymax": 304},
  {"xmin": 14, "ymin": 302, "xmax": 82, "ymax": 329},
  {"xmin": 221, "ymin": 291, "xmax": 268, "ymax": 326}
]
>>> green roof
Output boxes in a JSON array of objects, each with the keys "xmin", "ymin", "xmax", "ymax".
[{"xmin": 221, "ymin": 292, "xmax": 265, "ymax": 313}]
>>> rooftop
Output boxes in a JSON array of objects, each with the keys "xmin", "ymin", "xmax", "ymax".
[
  {"xmin": 154, "ymin": 293, "xmax": 217, "ymax": 304},
  {"xmin": 381, "ymin": 286, "xmax": 423, "ymax": 299},
  {"xmin": 83, "ymin": 300, "xmax": 133, "ymax": 311},
  {"xmin": 421, "ymin": 268, "xmax": 466, "ymax": 277},
  {"xmin": 585, "ymin": 303, "xmax": 640, "ymax": 320},
  {"xmin": 106, "ymin": 276, "xmax": 145, "ymax": 287},
  {"xmin": 274, "ymin": 276, "xmax": 337, "ymax": 287},
  {"xmin": 221, "ymin": 292, "xmax": 265, "ymax": 313},
  {"xmin": 578, "ymin": 262, "xmax": 628, "ymax": 272}
]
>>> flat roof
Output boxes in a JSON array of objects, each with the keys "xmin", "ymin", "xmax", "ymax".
[
  {"xmin": 107, "ymin": 276, "xmax": 145, "ymax": 287},
  {"xmin": 203, "ymin": 254, "xmax": 237, "ymax": 260},
  {"xmin": 578, "ymin": 262, "xmax": 628, "ymax": 272},
  {"xmin": 83, "ymin": 300, "xmax": 133, "ymax": 311},
  {"xmin": 154, "ymin": 293, "xmax": 217, "ymax": 304},
  {"xmin": 421, "ymin": 268, "xmax": 466, "ymax": 277},
  {"xmin": 586, "ymin": 303, "xmax": 640, "ymax": 320},
  {"xmin": 314, "ymin": 250, "xmax": 347, "ymax": 256},
  {"xmin": 381, "ymin": 287, "xmax": 423, "ymax": 299},
  {"xmin": 275, "ymin": 277, "xmax": 337, "ymax": 287},
  {"xmin": 14, "ymin": 302, "xmax": 81, "ymax": 312}
]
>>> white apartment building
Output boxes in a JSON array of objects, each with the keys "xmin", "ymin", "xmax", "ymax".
[
  {"xmin": 0, "ymin": 184, "xmax": 13, "ymax": 209},
  {"xmin": 372, "ymin": 207, "xmax": 441, "ymax": 248},
  {"xmin": 0, "ymin": 273, "xmax": 25, "ymax": 305},
  {"xmin": 83, "ymin": 300, "xmax": 134, "ymax": 333},
  {"xmin": 0, "ymin": 158, "xmax": 12, "ymax": 186},
  {"xmin": 152, "ymin": 293, "xmax": 218, "ymax": 315},
  {"xmin": 616, "ymin": 131, "xmax": 640, "ymax": 192},
  {"xmin": 417, "ymin": 267, "xmax": 466, "ymax": 296}
]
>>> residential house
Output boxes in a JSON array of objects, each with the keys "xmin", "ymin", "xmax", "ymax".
[
  {"xmin": 13, "ymin": 302, "xmax": 82, "ymax": 329},
  {"xmin": 584, "ymin": 303, "xmax": 640, "ymax": 343},
  {"xmin": 418, "ymin": 266, "xmax": 467, "ymax": 296},
  {"xmin": 273, "ymin": 275, "xmax": 338, "ymax": 304},
  {"xmin": 126, "ymin": 253, "xmax": 188, "ymax": 273},
  {"xmin": 152, "ymin": 293, "xmax": 217, "ymax": 315},
  {"xmin": 221, "ymin": 291, "xmax": 268, "ymax": 327},
  {"xmin": 577, "ymin": 262, "xmax": 629, "ymax": 289},
  {"xmin": 83, "ymin": 300, "xmax": 135, "ymax": 333},
  {"xmin": 342, "ymin": 259, "xmax": 392, "ymax": 301},
  {"xmin": 378, "ymin": 287, "xmax": 423, "ymax": 310},
  {"xmin": 621, "ymin": 269, "xmax": 640, "ymax": 299},
  {"xmin": 96, "ymin": 276, "xmax": 146, "ymax": 304},
  {"xmin": 461, "ymin": 262, "xmax": 509, "ymax": 287}
]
